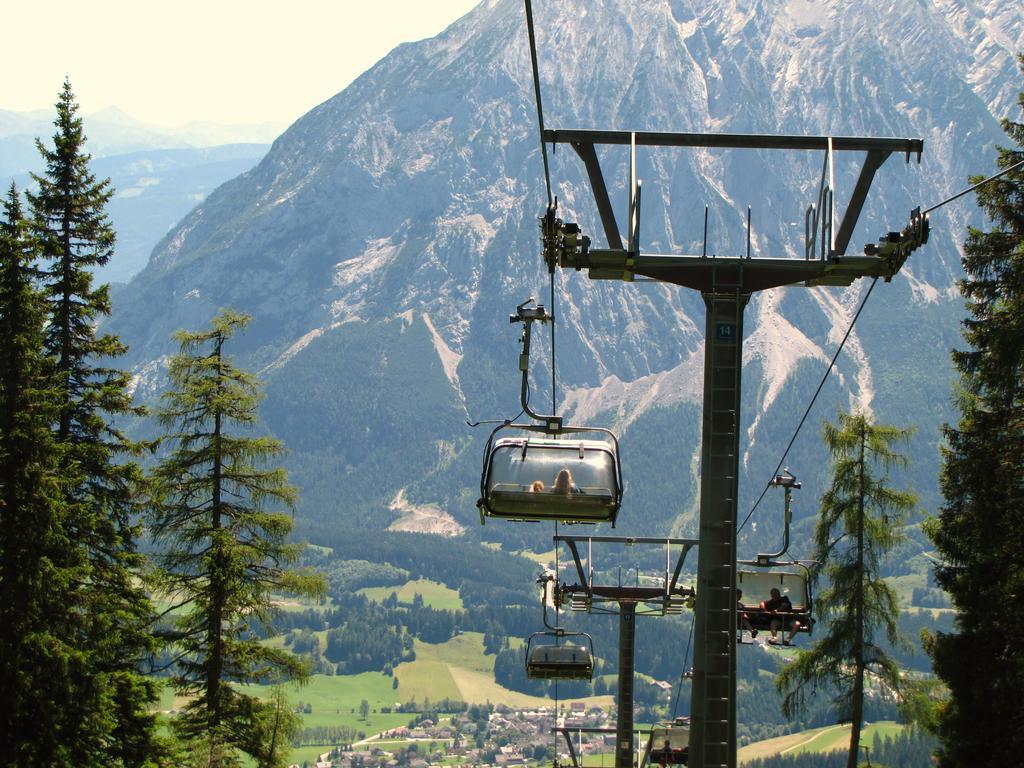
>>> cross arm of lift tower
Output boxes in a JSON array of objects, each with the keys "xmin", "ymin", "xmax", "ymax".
[{"xmin": 541, "ymin": 129, "xmax": 928, "ymax": 292}]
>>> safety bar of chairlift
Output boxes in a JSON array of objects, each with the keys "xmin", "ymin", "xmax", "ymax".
[
  {"xmin": 479, "ymin": 422, "xmax": 621, "ymax": 476},
  {"xmin": 555, "ymin": 535, "xmax": 698, "ymax": 605},
  {"xmin": 555, "ymin": 727, "xmax": 658, "ymax": 768}
]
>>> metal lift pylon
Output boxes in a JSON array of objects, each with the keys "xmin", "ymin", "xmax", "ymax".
[
  {"xmin": 539, "ymin": 129, "xmax": 928, "ymax": 768},
  {"xmin": 552, "ymin": 535, "xmax": 697, "ymax": 768}
]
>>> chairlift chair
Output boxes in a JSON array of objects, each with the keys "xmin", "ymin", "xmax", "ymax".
[
  {"xmin": 647, "ymin": 717, "xmax": 690, "ymax": 766},
  {"xmin": 736, "ymin": 470, "xmax": 815, "ymax": 641},
  {"xmin": 737, "ymin": 562, "xmax": 814, "ymax": 638},
  {"xmin": 479, "ymin": 425, "xmax": 623, "ymax": 525},
  {"xmin": 524, "ymin": 631, "xmax": 595, "ymax": 680},
  {"xmin": 474, "ymin": 298, "xmax": 624, "ymax": 525}
]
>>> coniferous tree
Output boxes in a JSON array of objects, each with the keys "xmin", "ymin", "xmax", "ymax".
[
  {"xmin": 149, "ymin": 310, "xmax": 325, "ymax": 767},
  {"xmin": 0, "ymin": 184, "xmax": 74, "ymax": 766},
  {"xmin": 926, "ymin": 55, "xmax": 1024, "ymax": 768},
  {"xmin": 776, "ymin": 411, "xmax": 916, "ymax": 768},
  {"xmin": 24, "ymin": 80, "xmax": 159, "ymax": 766}
]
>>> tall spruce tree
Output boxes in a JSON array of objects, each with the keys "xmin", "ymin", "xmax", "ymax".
[
  {"xmin": 24, "ymin": 80, "xmax": 159, "ymax": 766},
  {"xmin": 927, "ymin": 55, "xmax": 1024, "ymax": 768},
  {"xmin": 777, "ymin": 411, "xmax": 916, "ymax": 768},
  {"xmin": 149, "ymin": 310, "xmax": 324, "ymax": 767},
  {"xmin": 0, "ymin": 184, "xmax": 74, "ymax": 766}
]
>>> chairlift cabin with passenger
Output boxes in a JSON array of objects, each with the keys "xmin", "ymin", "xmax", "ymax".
[
  {"xmin": 737, "ymin": 564, "xmax": 814, "ymax": 637},
  {"xmin": 737, "ymin": 471, "xmax": 814, "ymax": 640},
  {"xmin": 479, "ymin": 426, "xmax": 622, "ymax": 524},
  {"xmin": 645, "ymin": 717, "xmax": 690, "ymax": 766},
  {"xmin": 475, "ymin": 299, "xmax": 623, "ymax": 525}
]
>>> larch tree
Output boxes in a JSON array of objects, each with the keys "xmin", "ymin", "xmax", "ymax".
[
  {"xmin": 148, "ymin": 310, "xmax": 324, "ymax": 767},
  {"xmin": 19, "ymin": 80, "xmax": 159, "ymax": 766},
  {"xmin": 776, "ymin": 411, "xmax": 916, "ymax": 768},
  {"xmin": 927, "ymin": 55, "xmax": 1024, "ymax": 768}
]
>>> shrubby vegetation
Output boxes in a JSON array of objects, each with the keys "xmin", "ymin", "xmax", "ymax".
[
  {"xmin": 321, "ymin": 558, "xmax": 410, "ymax": 594},
  {"xmin": 300, "ymin": 526, "xmax": 538, "ymax": 603},
  {"xmin": 291, "ymin": 725, "xmax": 358, "ymax": 749}
]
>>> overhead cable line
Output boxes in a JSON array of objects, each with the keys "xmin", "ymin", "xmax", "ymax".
[
  {"xmin": 522, "ymin": 1, "xmax": 559, "ymax": 415},
  {"xmin": 524, "ymin": 0, "xmax": 553, "ymax": 207},
  {"xmin": 736, "ymin": 277, "xmax": 879, "ymax": 536},
  {"xmin": 670, "ymin": 616, "xmax": 695, "ymax": 719},
  {"xmin": 923, "ymin": 158, "xmax": 1024, "ymax": 215},
  {"xmin": 738, "ymin": 157, "xmax": 1024, "ymax": 538}
]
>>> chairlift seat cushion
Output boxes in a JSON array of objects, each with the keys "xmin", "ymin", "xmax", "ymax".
[{"xmin": 739, "ymin": 607, "xmax": 813, "ymax": 633}]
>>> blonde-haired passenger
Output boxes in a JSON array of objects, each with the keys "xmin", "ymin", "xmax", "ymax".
[{"xmin": 553, "ymin": 468, "xmax": 579, "ymax": 494}]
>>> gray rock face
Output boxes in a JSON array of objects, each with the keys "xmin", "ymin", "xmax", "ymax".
[{"xmin": 106, "ymin": 0, "xmax": 1022, "ymax": 548}]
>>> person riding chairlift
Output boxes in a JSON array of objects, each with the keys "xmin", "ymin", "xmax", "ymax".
[
  {"xmin": 553, "ymin": 468, "xmax": 579, "ymax": 494},
  {"xmin": 762, "ymin": 587, "xmax": 801, "ymax": 645},
  {"xmin": 737, "ymin": 589, "xmax": 757, "ymax": 639}
]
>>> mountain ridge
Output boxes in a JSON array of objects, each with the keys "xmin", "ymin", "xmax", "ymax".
[{"xmin": 105, "ymin": 0, "xmax": 1023, "ymax": 553}]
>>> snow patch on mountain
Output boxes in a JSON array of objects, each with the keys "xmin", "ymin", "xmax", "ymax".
[
  {"xmin": 261, "ymin": 320, "xmax": 357, "ymax": 375},
  {"xmin": 423, "ymin": 311, "xmax": 463, "ymax": 391},
  {"xmin": 334, "ymin": 235, "xmax": 403, "ymax": 287},
  {"xmin": 931, "ymin": 0, "xmax": 1024, "ymax": 117},
  {"xmin": 562, "ymin": 348, "xmax": 704, "ymax": 431},
  {"xmin": 742, "ymin": 289, "xmax": 830, "ymax": 465},
  {"xmin": 157, "ymin": 210, "xmax": 203, "ymax": 267},
  {"xmin": 330, "ymin": 234, "xmax": 406, "ymax": 322},
  {"xmin": 128, "ymin": 355, "xmax": 170, "ymax": 398},
  {"xmin": 388, "ymin": 488, "xmax": 465, "ymax": 537},
  {"xmin": 904, "ymin": 270, "xmax": 946, "ymax": 304}
]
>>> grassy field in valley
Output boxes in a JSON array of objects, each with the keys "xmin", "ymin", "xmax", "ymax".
[
  {"xmin": 396, "ymin": 631, "xmax": 613, "ymax": 709},
  {"xmin": 359, "ymin": 578, "xmax": 464, "ymax": 610},
  {"xmin": 738, "ymin": 721, "xmax": 905, "ymax": 763}
]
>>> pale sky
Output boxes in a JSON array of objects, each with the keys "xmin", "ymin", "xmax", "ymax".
[{"xmin": 3, "ymin": 0, "xmax": 482, "ymax": 127}]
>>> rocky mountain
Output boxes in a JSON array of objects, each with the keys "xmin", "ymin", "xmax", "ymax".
[{"xmin": 105, "ymin": 0, "xmax": 1023, "ymax": 558}]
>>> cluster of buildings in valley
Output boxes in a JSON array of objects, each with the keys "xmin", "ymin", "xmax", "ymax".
[{"xmin": 296, "ymin": 704, "xmax": 617, "ymax": 768}]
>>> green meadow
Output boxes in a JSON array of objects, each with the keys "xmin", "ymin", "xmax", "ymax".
[
  {"xmin": 359, "ymin": 578, "xmax": 464, "ymax": 610},
  {"xmin": 737, "ymin": 721, "xmax": 906, "ymax": 763}
]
